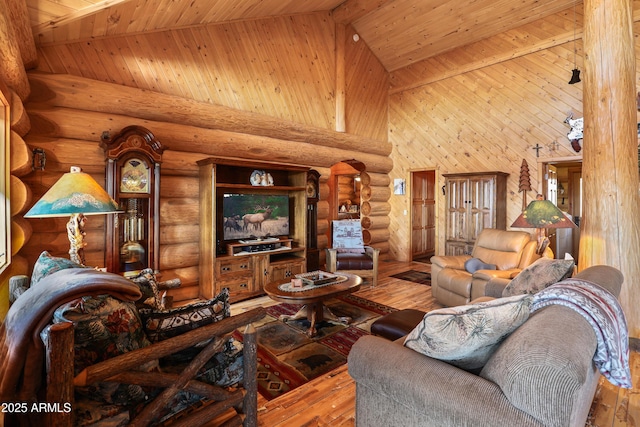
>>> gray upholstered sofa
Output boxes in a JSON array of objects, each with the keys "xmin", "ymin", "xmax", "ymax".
[{"xmin": 348, "ymin": 265, "xmax": 624, "ymax": 427}]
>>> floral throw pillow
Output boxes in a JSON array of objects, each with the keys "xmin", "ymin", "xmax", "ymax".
[
  {"xmin": 53, "ymin": 295, "xmax": 156, "ymax": 405},
  {"xmin": 404, "ymin": 294, "xmax": 533, "ymax": 371}
]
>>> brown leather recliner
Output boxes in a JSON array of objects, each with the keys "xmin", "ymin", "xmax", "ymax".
[{"xmin": 430, "ymin": 229, "xmax": 540, "ymax": 306}]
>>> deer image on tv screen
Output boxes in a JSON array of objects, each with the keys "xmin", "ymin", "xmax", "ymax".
[{"xmin": 222, "ymin": 194, "xmax": 290, "ymax": 241}]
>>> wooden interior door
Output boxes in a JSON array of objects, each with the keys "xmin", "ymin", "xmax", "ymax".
[{"xmin": 411, "ymin": 171, "xmax": 436, "ymax": 260}]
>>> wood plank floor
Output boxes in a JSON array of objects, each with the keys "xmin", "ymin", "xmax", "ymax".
[{"xmin": 228, "ymin": 260, "xmax": 639, "ymax": 427}]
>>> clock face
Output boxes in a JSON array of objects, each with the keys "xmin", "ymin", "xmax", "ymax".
[
  {"xmin": 120, "ymin": 158, "xmax": 150, "ymax": 194},
  {"xmin": 306, "ymin": 180, "xmax": 317, "ymax": 199}
]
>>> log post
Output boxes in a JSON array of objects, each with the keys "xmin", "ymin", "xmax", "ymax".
[
  {"xmin": 242, "ymin": 324, "xmax": 258, "ymax": 427},
  {"xmin": 4, "ymin": 0, "xmax": 38, "ymax": 68},
  {"xmin": 335, "ymin": 23, "xmax": 346, "ymax": 133},
  {"xmin": 581, "ymin": 0, "xmax": 640, "ymax": 337},
  {"xmin": 43, "ymin": 322, "xmax": 75, "ymax": 427},
  {"xmin": 0, "ymin": 0, "xmax": 30, "ymax": 99}
]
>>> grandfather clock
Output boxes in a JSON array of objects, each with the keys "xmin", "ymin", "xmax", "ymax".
[
  {"xmin": 101, "ymin": 126, "xmax": 164, "ymax": 275},
  {"xmin": 306, "ymin": 169, "xmax": 320, "ymax": 271}
]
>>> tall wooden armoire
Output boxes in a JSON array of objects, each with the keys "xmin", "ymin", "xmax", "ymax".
[{"xmin": 443, "ymin": 172, "xmax": 508, "ymax": 255}]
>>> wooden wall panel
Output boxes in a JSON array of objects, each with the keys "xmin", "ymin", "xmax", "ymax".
[
  {"xmin": 344, "ymin": 25, "xmax": 389, "ymax": 141},
  {"xmin": 36, "ymin": 13, "xmax": 339, "ymax": 131},
  {"xmin": 30, "ymin": 0, "xmax": 345, "ymax": 45},
  {"xmin": 389, "ymin": 7, "xmax": 583, "ymax": 94},
  {"xmin": 388, "ymin": 42, "xmax": 585, "ymax": 260}
]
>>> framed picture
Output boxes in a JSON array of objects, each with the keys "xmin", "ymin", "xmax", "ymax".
[{"xmin": 394, "ymin": 178, "xmax": 406, "ymax": 195}]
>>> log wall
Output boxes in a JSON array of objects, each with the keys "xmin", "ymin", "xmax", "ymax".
[
  {"xmin": 22, "ymin": 70, "xmax": 391, "ymax": 300},
  {"xmin": 10, "ymin": 13, "xmax": 391, "ymax": 302},
  {"xmin": 387, "ymin": 39, "xmax": 586, "ymax": 260}
]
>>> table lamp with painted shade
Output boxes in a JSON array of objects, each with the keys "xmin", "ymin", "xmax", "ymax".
[
  {"xmin": 511, "ymin": 194, "xmax": 578, "ymax": 256},
  {"xmin": 24, "ymin": 166, "xmax": 122, "ymax": 266}
]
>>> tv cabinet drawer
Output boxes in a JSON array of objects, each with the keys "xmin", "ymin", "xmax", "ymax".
[
  {"xmin": 218, "ymin": 276, "xmax": 256, "ymax": 299},
  {"xmin": 216, "ymin": 257, "xmax": 254, "ymax": 276}
]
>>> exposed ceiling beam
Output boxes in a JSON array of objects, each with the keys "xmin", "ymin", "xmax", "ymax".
[
  {"xmin": 389, "ymin": 3, "xmax": 640, "ymax": 95},
  {"xmin": 31, "ymin": 0, "xmax": 130, "ymax": 35}
]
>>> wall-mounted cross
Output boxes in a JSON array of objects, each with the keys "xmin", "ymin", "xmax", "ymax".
[{"xmin": 532, "ymin": 143, "xmax": 542, "ymax": 157}]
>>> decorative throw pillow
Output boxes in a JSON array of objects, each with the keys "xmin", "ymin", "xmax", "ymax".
[
  {"xmin": 464, "ymin": 257, "xmax": 497, "ymax": 274},
  {"xmin": 139, "ymin": 288, "xmax": 230, "ymax": 343},
  {"xmin": 502, "ymin": 257, "xmax": 575, "ymax": 297},
  {"xmin": 332, "ymin": 220, "xmax": 365, "ymax": 252},
  {"xmin": 128, "ymin": 268, "xmax": 163, "ymax": 309},
  {"xmin": 53, "ymin": 294, "xmax": 156, "ymax": 405},
  {"xmin": 404, "ymin": 294, "xmax": 533, "ymax": 370},
  {"xmin": 31, "ymin": 250, "xmax": 87, "ymax": 286}
]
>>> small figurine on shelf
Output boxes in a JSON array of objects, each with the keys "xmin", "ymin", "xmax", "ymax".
[
  {"xmin": 250, "ymin": 170, "xmax": 275, "ymax": 186},
  {"xmin": 250, "ymin": 170, "xmax": 264, "ymax": 186}
]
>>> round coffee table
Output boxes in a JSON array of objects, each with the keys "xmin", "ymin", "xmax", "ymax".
[{"xmin": 264, "ymin": 273, "xmax": 362, "ymax": 337}]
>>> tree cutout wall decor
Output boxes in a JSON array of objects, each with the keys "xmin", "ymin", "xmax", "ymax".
[{"xmin": 518, "ymin": 159, "xmax": 532, "ymax": 211}]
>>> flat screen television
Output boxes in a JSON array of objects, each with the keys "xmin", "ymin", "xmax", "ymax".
[{"xmin": 221, "ymin": 193, "xmax": 290, "ymax": 241}]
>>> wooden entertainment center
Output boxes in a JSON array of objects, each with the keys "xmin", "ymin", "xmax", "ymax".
[{"xmin": 198, "ymin": 157, "xmax": 309, "ymax": 302}]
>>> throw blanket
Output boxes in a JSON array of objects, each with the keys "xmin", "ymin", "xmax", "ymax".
[
  {"xmin": 0, "ymin": 268, "xmax": 142, "ymax": 402},
  {"xmin": 531, "ymin": 278, "xmax": 632, "ymax": 388}
]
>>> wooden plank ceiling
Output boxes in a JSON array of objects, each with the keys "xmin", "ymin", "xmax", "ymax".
[{"xmin": 28, "ymin": 0, "xmax": 580, "ymax": 72}]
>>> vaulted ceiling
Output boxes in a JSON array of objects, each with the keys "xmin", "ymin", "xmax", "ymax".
[{"xmin": 28, "ymin": 0, "xmax": 580, "ymax": 72}]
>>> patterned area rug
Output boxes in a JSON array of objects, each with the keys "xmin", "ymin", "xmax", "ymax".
[
  {"xmin": 390, "ymin": 270, "xmax": 431, "ymax": 286},
  {"xmin": 233, "ymin": 294, "xmax": 396, "ymax": 400}
]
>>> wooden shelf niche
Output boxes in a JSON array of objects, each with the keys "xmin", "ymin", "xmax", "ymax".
[{"xmin": 198, "ymin": 157, "xmax": 308, "ymax": 302}]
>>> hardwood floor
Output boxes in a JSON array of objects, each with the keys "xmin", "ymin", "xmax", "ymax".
[{"xmin": 229, "ymin": 260, "xmax": 639, "ymax": 427}]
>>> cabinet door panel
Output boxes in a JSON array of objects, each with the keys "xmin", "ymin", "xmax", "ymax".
[
  {"xmin": 269, "ymin": 264, "xmax": 290, "ymax": 282},
  {"xmin": 444, "ymin": 173, "xmax": 507, "ymax": 255},
  {"xmin": 269, "ymin": 259, "xmax": 305, "ymax": 282},
  {"xmin": 445, "ymin": 242, "xmax": 471, "ymax": 256},
  {"xmin": 290, "ymin": 260, "xmax": 305, "ymax": 276},
  {"xmin": 446, "ymin": 178, "xmax": 468, "ymax": 241},
  {"xmin": 468, "ymin": 176, "xmax": 496, "ymax": 241}
]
